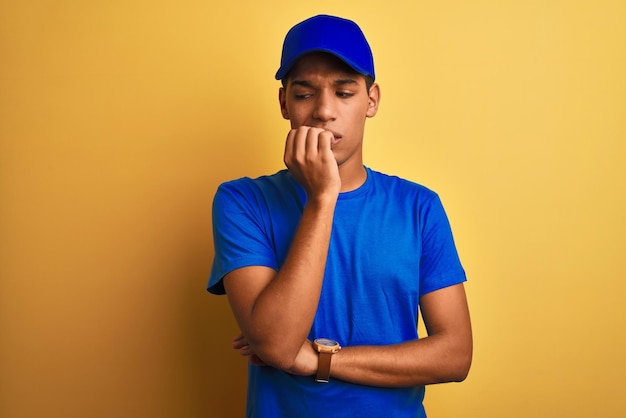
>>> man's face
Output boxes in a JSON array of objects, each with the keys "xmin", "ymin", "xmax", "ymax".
[{"xmin": 279, "ymin": 53, "xmax": 379, "ymax": 169}]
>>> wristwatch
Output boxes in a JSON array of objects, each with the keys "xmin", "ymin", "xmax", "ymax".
[{"xmin": 313, "ymin": 338, "xmax": 341, "ymax": 383}]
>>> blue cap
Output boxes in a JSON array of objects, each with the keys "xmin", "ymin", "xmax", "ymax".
[{"xmin": 275, "ymin": 15, "xmax": 375, "ymax": 81}]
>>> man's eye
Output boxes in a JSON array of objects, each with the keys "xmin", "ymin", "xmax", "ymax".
[
  {"xmin": 337, "ymin": 92, "xmax": 355, "ymax": 98},
  {"xmin": 294, "ymin": 93, "xmax": 312, "ymax": 100}
]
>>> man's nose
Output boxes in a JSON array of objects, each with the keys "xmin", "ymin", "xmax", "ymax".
[{"xmin": 312, "ymin": 92, "xmax": 336, "ymax": 122}]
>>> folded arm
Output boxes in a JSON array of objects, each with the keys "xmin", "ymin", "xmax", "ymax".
[
  {"xmin": 233, "ymin": 282, "xmax": 473, "ymax": 387},
  {"xmin": 330, "ymin": 283, "xmax": 472, "ymax": 387}
]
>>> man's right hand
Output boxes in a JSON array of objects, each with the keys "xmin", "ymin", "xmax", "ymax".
[{"xmin": 284, "ymin": 126, "xmax": 341, "ymax": 200}]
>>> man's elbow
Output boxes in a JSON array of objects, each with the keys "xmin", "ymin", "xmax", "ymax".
[
  {"xmin": 453, "ymin": 354, "xmax": 472, "ymax": 382},
  {"xmin": 430, "ymin": 342, "xmax": 472, "ymax": 383},
  {"xmin": 252, "ymin": 343, "xmax": 300, "ymax": 371},
  {"xmin": 449, "ymin": 347, "xmax": 473, "ymax": 382}
]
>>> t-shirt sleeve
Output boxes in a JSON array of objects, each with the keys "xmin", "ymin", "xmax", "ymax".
[
  {"xmin": 418, "ymin": 194, "xmax": 467, "ymax": 296},
  {"xmin": 207, "ymin": 181, "xmax": 278, "ymax": 295}
]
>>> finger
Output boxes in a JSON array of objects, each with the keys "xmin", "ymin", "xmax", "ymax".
[
  {"xmin": 232, "ymin": 334, "xmax": 247, "ymax": 349},
  {"xmin": 283, "ymin": 129, "xmax": 296, "ymax": 167},
  {"xmin": 285, "ymin": 127, "xmax": 309, "ymax": 166},
  {"xmin": 293, "ymin": 126, "xmax": 312, "ymax": 161},
  {"xmin": 305, "ymin": 127, "xmax": 322, "ymax": 157},
  {"xmin": 317, "ymin": 130, "xmax": 334, "ymax": 153}
]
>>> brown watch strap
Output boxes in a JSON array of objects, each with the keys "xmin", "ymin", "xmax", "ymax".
[{"xmin": 315, "ymin": 351, "xmax": 332, "ymax": 383}]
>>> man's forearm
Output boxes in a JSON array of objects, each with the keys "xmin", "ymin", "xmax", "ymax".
[
  {"xmin": 330, "ymin": 334, "xmax": 472, "ymax": 388},
  {"xmin": 227, "ymin": 195, "xmax": 337, "ymax": 370}
]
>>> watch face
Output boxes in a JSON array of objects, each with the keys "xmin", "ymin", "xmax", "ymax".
[{"xmin": 315, "ymin": 338, "xmax": 338, "ymax": 347}]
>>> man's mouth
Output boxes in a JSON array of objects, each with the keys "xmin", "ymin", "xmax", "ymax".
[{"xmin": 328, "ymin": 131, "xmax": 342, "ymax": 145}]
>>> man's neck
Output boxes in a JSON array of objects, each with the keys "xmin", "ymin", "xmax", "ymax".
[{"xmin": 338, "ymin": 162, "xmax": 367, "ymax": 193}]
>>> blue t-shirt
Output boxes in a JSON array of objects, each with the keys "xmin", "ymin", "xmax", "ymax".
[{"xmin": 208, "ymin": 167, "xmax": 466, "ymax": 418}]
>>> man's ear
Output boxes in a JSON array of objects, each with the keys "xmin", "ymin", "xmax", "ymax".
[
  {"xmin": 366, "ymin": 83, "xmax": 381, "ymax": 118},
  {"xmin": 279, "ymin": 87, "xmax": 290, "ymax": 120}
]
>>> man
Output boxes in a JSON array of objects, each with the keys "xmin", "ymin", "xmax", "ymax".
[{"xmin": 208, "ymin": 14, "xmax": 472, "ymax": 417}]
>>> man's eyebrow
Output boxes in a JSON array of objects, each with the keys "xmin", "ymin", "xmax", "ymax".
[
  {"xmin": 290, "ymin": 78, "xmax": 359, "ymax": 87},
  {"xmin": 335, "ymin": 78, "xmax": 358, "ymax": 86},
  {"xmin": 290, "ymin": 80, "xmax": 313, "ymax": 88}
]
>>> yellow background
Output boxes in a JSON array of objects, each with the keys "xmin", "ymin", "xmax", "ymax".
[{"xmin": 1, "ymin": 1, "xmax": 625, "ymax": 417}]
